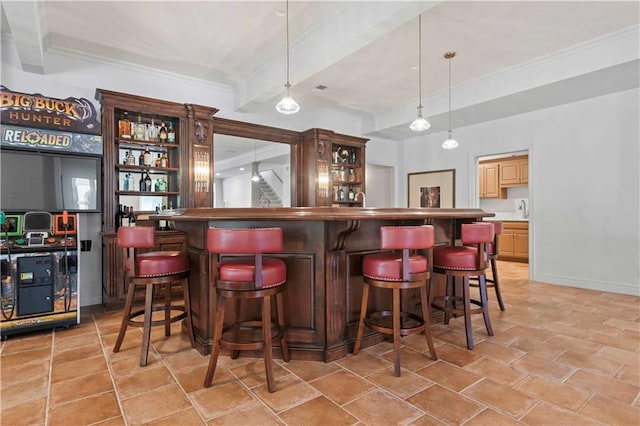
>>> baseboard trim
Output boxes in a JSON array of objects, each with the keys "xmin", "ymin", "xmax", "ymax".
[{"xmin": 533, "ymin": 273, "xmax": 639, "ymax": 296}]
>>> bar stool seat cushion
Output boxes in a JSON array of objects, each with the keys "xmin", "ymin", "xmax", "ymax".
[
  {"xmin": 433, "ymin": 246, "xmax": 487, "ymax": 271},
  {"xmin": 137, "ymin": 251, "xmax": 190, "ymax": 277},
  {"xmin": 363, "ymin": 253, "xmax": 427, "ymax": 281},
  {"xmin": 219, "ymin": 257, "xmax": 286, "ymax": 288}
]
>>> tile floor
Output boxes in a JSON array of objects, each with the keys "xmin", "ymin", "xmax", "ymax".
[{"xmin": 1, "ymin": 261, "xmax": 639, "ymax": 425}]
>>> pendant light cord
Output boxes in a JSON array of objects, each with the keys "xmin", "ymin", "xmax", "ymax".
[
  {"xmin": 417, "ymin": 15, "xmax": 422, "ymax": 109},
  {"xmin": 285, "ymin": 0, "xmax": 291, "ymax": 91},
  {"xmin": 448, "ymin": 55, "xmax": 452, "ymax": 132}
]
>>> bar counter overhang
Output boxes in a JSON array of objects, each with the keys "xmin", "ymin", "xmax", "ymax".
[{"xmin": 153, "ymin": 207, "xmax": 494, "ymax": 361}]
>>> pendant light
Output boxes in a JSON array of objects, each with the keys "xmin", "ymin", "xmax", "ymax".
[
  {"xmin": 251, "ymin": 141, "xmax": 260, "ymax": 182},
  {"xmin": 276, "ymin": 0, "xmax": 300, "ymax": 114},
  {"xmin": 441, "ymin": 51, "xmax": 459, "ymax": 150},
  {"xmin": 409, "ymin": 14, "xmax": 430, "ymax": 132}
]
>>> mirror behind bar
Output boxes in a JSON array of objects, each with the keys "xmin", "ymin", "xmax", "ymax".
[{"xmin": 213, "ymin": 117, "xmax": 300, "ymax": 208}]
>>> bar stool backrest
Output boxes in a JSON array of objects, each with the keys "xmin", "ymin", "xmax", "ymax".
[
  {"xmin": 207, "ymin": 228, "xmax": 283, "ymax": 254},
  {"xmin": 118, "ymin": 226, "xmax": 155, "ymax": 277},
  {"xmin": 380, "ymin": 225, "xmax": 435, "ymax": 250},
  {"xmin": 461, "ymin": 222, "xmax": 494, "ymax": 270}
]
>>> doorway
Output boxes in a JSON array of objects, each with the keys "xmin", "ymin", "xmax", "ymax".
[{"xmin": 365, "ymin": 164, "xmax": 394, "ymax": 207}]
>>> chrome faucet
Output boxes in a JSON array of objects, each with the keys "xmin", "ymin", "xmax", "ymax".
[
  {"xmin": 519, "ymin": 200, "xmax": 528, "ymax": 219},
  {"xmin": 356, "ymin": 191, "xmax": 366, "ymax": 208}
]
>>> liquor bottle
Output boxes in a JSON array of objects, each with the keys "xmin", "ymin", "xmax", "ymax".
[
  {"xmin": 126, "ymin": 151, "xmax": 136, "ymax": 165},
  {"xmin": 138, "ymin": 150, "xmax": 144, "ymax": 166},
  {"xmin": 143, "ymin": 147, "xmax": 152, "ymax": 166},
  {"xmin": 348, "ymin": 168, "xmax": 356, "ymax": 182},
  {"xmin": 121, "ymin": 206, "xmax": 130, "ymax": 227},
  {"xmin": 139, "ymin": 173, "xmax": 146, "ymax": 191},
  {"xmin": 154, "ymin": 153, "xmax": 161, "ymax": 167},
  {"xmin": 338, "ymin": 187, "xmax": 345, "ymax": 201},
  {"xmin": 123, "ymin": 150, "xmax": 130, "ymax": 165},
  {"xmin": 128, "ymin": 206, "xmax": 136, "ymax": 227},
  {"xmin": 147, "ymin": 118, "xmax": 158, "ymax": 141},
  {"xmin": 128, "ymin": 172, "xmax": 135, "ymax": 190},
  {"xmin": 160, "ymin": 150, "xmax": 169, "ymax": 168},
  {"xmin": 118, "ymin": 112, "xmax": 131, "ymax": 139},
  {"xmin": 115, "ymin": 204, "xmax": 123, "ymax": 229},
  {"xmin": 154, "ymin": 176, "xmax": 167, "ymax": 192},
  {"xmin": 332, "ymin": 147, "xmax": 340, "ymax": 164},
  {"xmin": 348, "ymin": 188, "xmax": 355, "ymax": 201},
  {"xmin": 167, "ymin": 121, "xmax": 176, "ymax": 143},
  {"xmin": 158, "ymin": 122, "xmax": 168, "ymax": 142},
  {"xmin": 123, "ymin": 173, "xmax": 130, "ymax": 191},
  {"xmin": 134, "ymin": 115, "xmax": 145, "ymax": 140},
  {"xmin": 351, "ymin": 149, "xmax": 357, "ymax": 164},
  {"xmin": 144, "ymin": 171, "xmax": 152, "ymax": 192}
]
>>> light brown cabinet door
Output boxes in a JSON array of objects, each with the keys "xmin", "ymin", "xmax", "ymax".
[
  {"xmin": 497, "ymin": 222, "xmax": 528, "ymax": 262},
  {"xmin": 514, "ymin": 229, "xmax": 529, "ymax": 258},
  {"xmin": 479, "ymin": 162, "xmax": 503, "ymax": 198},
  {"xmin": 499, "ymin": 157, "xmax": 528, "ymax": 187}
]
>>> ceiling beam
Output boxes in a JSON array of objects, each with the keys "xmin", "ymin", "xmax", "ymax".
[{"xmin": 2, "ymin": 0, "xmax": 48, "ymax": 74}]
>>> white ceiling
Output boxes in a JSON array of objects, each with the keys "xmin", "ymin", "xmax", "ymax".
[{"xmin": 2, "ymin": 1, "xmax": 639, "ymax": 141}]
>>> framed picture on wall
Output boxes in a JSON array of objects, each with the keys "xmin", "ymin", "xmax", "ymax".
[{"xmin": 408, "ymin": 169, "xmax": 455, "ymax": 208}]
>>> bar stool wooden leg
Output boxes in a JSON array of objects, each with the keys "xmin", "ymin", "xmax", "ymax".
[
  {"xmin": 204, "ymin": 295, "xmax": 226, "ymax": 387},
  {"xmin": 392, "ymin": 287, "xmax": 401, "ymax": 377},
  {"xmin": 444, "ymin": 275, "xmax": 454, "ymax": 324},
  {"xmin": 276, "ymin": 292, "xmax": 290, "ymax": 362},
  {"xmin": 479, "ymin": 274, "xmax": 494, "ymax": 336},
  {"xmin": 230, "ymin": 298, "xmax": 241, "ymax": 359},
  {"xmin": 419, "ymin": 285, "xmax": 437, "ymax": 360},
  {"xmin": 353, "ymin": 283, "xmax": 370, "ymax": 355},
  {"xmin": 164, "ymin": 283, "xmax": 171, "ymax": 337},
  {"xmin": 462, "ymin": 276, "xmax": 474, "ymax": 350},
  {"xmin": 140, "ymin": 284, "xmax": 155, "ymax": 366},
  {"xmin": 181, "ymin": 277, "xmax": 196, "ymax": 348},
  {"xmin": 490, "ymin": 257, "xmax": 505, "ymax": 311},
  {"xmin": 114, "ymin": 280, "xmax": 135, "ymax": 353},
  {"xmin": 262, "ymin": 295, "xmax": 275, "ymax": 392}
]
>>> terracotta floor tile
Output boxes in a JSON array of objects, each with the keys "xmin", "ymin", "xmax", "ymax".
[
  {"xmin": 514, "ymin": 375, "xmax": 591, "ymax": 411},
  {"xmin": 120, "ymin": 384, "xmax": 192, "ymax": 425},
  {"xmin": 50, "ymin": 370, "xmax": 114, "ymax": 406},
  {"xmin": 465, "ymin": 357, "xmax": 528, "ymax": 386},
  {"xmin": 279, "ymin": 396, "xmax": 357, "ymax": 426},
  {"xmin": 587, "ymin": 329, "xmax": 640, "ymax": 352},
  {"xmin": 50, "ymin": 354, "xmax": 108, "ymax": 383},
  {"xmin": 109, "ymin": 351, "xmax": 162, "ymax": 378},
  {"xmin": 92, "ymin": 416, "xmax": 125, "ymax": 426},
  {"xmin": 615, "ymin": 363, "xmax": 640, "ymax": 385},
  {"xmin": 468, "ymin": 340, "xmax": 524, "ymax": 363},
  {"xmin": 462, "ymin": 379, "xmax": 539, "ymax": 417},
  {"xmin": 408, "ymin": 384, "xmax": 483, "ymax": 424},
  {"xmin": 190, "ymin": 380, "xmax": 256, "ymax": 419},
  {"xmin": 415, "ymin": 360, "xmax": 482, "ymax": 392},
  {"xmin": 47, "ymin": 392, "xmax": 121, "ymax": 426},
  {"xmin": 504, "ymin": 325, "xmax": 554, "ymax": 342},
  {"xmin": 594, "ymin": 344, "xmax": 640, "ymax": 368},
  {"xmin": 603, "ymin": 318, "xmax": 640, "ymax": 331},
  {"xmin": 0, "ymin": 375, "xmax": 48, "ymax": 409},
  {"xmin": 521, "ymin": 401, "xmax": 600, "ymax": 425},
  {"xmin": 544, "ymin": 334, "xmax": 602, "ymax": 355},
  {"xmin": 508, "ymin": 336, "xmax": 566, "ymax": 360},
  {"xmin": 336, "ymin": 351, "xmax": 392, "ymax": 376},
  {"xmin": 145, "ymin": 408, "xmax": 206, "ymax": 425},
  {"xmin": 0, "ymin": 331, "xmax": 52, "ymax": 354},
  {"xmin": 345, "ymin": 389, "xmax": 424, "ymax": 425},
  {"xmin": 252, "ymin": 374, "xmax": 321, "ymax": 413},
  {"xmin": 510, "ymin": 353, "xmax": 574, "ymax": 381},
  {"xmin": 229, "ymin": 358, "xmax": 290, "ymax": 389},
  {"xmin": 556, "ymin": 349, "xmax": 622, "ymax": 376},
  {"xmin": 162, "ymin": 345, "xmax": 209, "ymax": 369},
  {"xmin": 207, "ymin": 403, "xmax": 283, "ymax": 425},
  {"xmin": 280, "ymin": 359, "xmax": 342, "ymax": 382},
  {"xmin": 433, "ymin": 343, "xmax": 484, "ymax": 368},
  {"xmin": 52, "ymin": 342, "xmax": 103, "ymax": 364},
  {"xmin": 378, "ymin": 346, "xmax": 437, "ymax": 371},
  {"xmin": 173, "ymin": 363, "xmax": 233, "ymax": 393},
  {"xmin": 0, "ymin": 358, "xmax": 50, "ymax": 387},
  {"xmin": 365, "ymin": 366, "xmax": 432, "ymax": 399},
  {"xmin": 115, "ymin": 366, "xmax": 175, "ymax": 399},
  {"xmin": 464, "ymin": 408, "xmax": 524, "ymax": 425},
  {"xmin": 565, "ymin": 369, "xmax": 640, "ymax": 405},
  {"xmin": 408, "ymin": 413, "xmax": 447, "ymax": 425},
  {"xmin": 310, "ymin": 370, "xmax": 376, "ymax": 405},
  {"xmin": 0, "ymin": 397, "xmax": 46, "ymax": 426},
  {"xmin": 0, "ymin": 347, "xmax": 51, "ymax": 369},
  {"xmin": 52, "ymin": 330, "xmax": 100, "ymax": 351},
  {"xmin": 580, "ymin": 394, "xmax": 640, "ymax": 425}
]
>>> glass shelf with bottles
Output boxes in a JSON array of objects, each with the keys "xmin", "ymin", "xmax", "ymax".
[
  {"xmin": 117, "ymin": 147, "xmax": 178, "ymax": 171},
  {"xmin": 117, "ymin": 111, "xmax": 178, "ymax": 145},
  {"xmin": 118, "ymin": 170, "xmax": 177, "ymax": 193}
]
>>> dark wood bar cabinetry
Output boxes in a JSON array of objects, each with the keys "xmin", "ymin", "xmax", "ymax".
[
  {"xmin": 153, "ymin": 207, "xmax": 493, "ymax": 360},
  {"xmin": 96, "ymin": 89, "xmax": 218, "ymax": 308}
]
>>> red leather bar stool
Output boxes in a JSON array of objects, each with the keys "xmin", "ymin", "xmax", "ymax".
[
  {"xmin": 113, "ymin": 226, "xmax": 195, "ymax": 367},
  {"xmin": 353, "ymin": 225, "xmax": 438, "ymax": 377},
  {"xmin": 431, "ymin": 222, "xmax": 495, "ymax": 349},
  {"xmin": 470, "ymin": 220, "xmax": 505, "ymax": 311},
  {"xmin": 205, "ymin": 227, "xmax": 289, "ymax": 393}
]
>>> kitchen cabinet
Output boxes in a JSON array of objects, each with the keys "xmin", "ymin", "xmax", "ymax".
[
  {"xmin": 498, "ymin": 221, "xmax": 528, "ymax": 262},
  {"xmin": 499, "ymin": 156, "xmax": 528, "ymax": 187},
  {"xmin": 479, "ymin": 161, "xmax": 506, "ymax": 198}
]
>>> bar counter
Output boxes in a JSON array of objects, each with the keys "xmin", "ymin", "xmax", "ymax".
[{"xmin": 154, "ymin": 207, "xmax": 494, "ymax": 361}]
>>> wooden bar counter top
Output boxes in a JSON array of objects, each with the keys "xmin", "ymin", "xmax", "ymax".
[{"xmin": 153, "ymin": 207, "xmax": 494, "ymax": 361}]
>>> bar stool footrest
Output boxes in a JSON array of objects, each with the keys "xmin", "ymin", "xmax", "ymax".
[
  {"xmin": 127, "ymin": 305, "xmax": 187, "ymax": 328},
  {"xmin": 364, "ymin": 310, "xmax": 425, "ymax": 336},
  {"xmin": 220, "ymin": 321, "xmax": 286, "ymax": 351}
]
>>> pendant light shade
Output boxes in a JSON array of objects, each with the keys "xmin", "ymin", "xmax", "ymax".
[
  {"xmin": 441, "ymin": 51, "xmax": 459, "ymax": 150},
  {"xmin": 410, "ymin": 15, "xmax": 430, "ymax": 132},
  {"xmin": 276, "ymin": 0, "xmax": 300, "ymax": 115}
]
